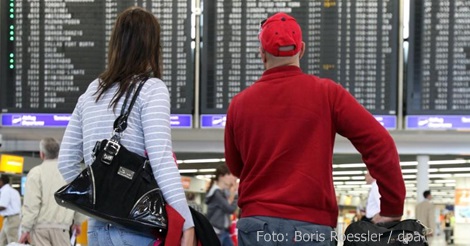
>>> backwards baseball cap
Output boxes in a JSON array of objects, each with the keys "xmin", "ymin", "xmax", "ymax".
[{"xmin": 259, "ymin": 12, "xmax": 303, "ymax": 57}]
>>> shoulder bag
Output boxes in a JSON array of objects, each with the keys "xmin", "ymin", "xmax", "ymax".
[{"xmin": 55, "ymin": 80, "xmax": 167, "ymax": 236}]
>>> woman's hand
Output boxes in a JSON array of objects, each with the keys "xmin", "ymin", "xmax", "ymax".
[{"xmin": 180, "ymin": 227, "xmax": 196, "ymax": 246}]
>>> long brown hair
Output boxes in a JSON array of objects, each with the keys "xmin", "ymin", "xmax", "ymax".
[{"xmin": 95, "ymin": 6, "xmax": 162, "ymax": 109}]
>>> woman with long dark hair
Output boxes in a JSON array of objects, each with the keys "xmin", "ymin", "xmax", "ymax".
[{"xmin": 58, "ymin": 6, "xmax": 195, "ymax": 245}]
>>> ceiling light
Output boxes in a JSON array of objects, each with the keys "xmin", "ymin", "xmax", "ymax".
[
  {"xmin": 400, "ymin": 161, "xmax": 417, "ymax": 166},
  {"xmin": 401, "ymin": 169, "xmax": 417, "ymax": 173},
  {"xmin": 345, "ymin": 181, "xmax": 366, "ymax": 185},
  {"xmin": 182, "ymin": 158, "xmax": 224, "ymax": 164},
  {"xmin": 351, "ymin": 176, "xmax": 366, "ymax": 180},
  {"xmin": 439, "ymin": 167, "xmax": 470, "ymax": 172},
  {"xmin": 429, "ymin": 174, "xmax": 452, "ymax": 178},
  {"xmin": 454, "ymin": 173, "xmax": 470, "ymax": 177},
  {"xmin": 429, "ymin": 159, "xmax": 469, "ymax": 165},
  {"xmin": 336, "ymin": 163, "xmax": 365, "ymax": 168},
  {"xmin": 198, "ymin": 168, "xmax": 216, "ymax": 173},
  {"xmin": 333, "ymin": 177, "xmax": 350, "ymax": 181},
  {"xmin": 333, "ymin": 171, "xmax": 364, "ymax": 175},
  {"xmin": 347, "ymin": 190, "xmax": 368, "ymax": 195},
  {"xmin": 335, "ymin": 185, "xmax": 361, "ymax": 188},
  {"xmin": 434, "ymin": 179, "xmax": 455, "ymax": 183},
  {"xmin": 179, "ymin": 169, "xmax": 198, "ymax": 173}
]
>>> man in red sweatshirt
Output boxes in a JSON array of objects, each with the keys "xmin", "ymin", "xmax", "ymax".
[{"xmin": 224, "ymin": 12, "xmax": 405, "ymax": 245}]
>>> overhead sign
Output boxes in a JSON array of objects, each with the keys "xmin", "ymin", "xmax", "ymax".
[
  {"xmin": 1, "ymin": 113, "xmax": 192, "ymax": 128},
  {"xmin": 201, "ymin": 114, "xmax": 396, "ymax": 130},
  {"xmin": 0, "ymin": 154, "xmax": 24, "ymax": 174},
  {"xmin": 406, "ymin": 115, "xmax": 470, "ymax": 130}
]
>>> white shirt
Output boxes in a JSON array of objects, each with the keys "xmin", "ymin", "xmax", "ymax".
[
  {"xmin": 0, "ymin": 184, "xmax": 22, "ymax": 216},
  {"xmin": 366, "ymin": 180, "xmax": 381, "ymax": 218}
]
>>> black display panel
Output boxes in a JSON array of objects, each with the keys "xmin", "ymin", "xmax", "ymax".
[
  {"xmin": 0, "ymin": 0, "xmax": 193, "ymax": 114},
  {"xmin": 201, "ymin": 0, "xmax": 399, "ymax": 115},
  {"xmin": 407, "ymin": 0, "xmax": 470, "ymax": 115}
]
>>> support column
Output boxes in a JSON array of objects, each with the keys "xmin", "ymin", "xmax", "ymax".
[{"xmin": 416, "ymin": 155, "xmax": 430, "ymax": 203}]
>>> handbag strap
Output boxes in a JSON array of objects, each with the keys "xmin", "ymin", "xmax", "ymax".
[{"xmin": 113, "ymin": 79, "xmax": 146, "ymax": 134}]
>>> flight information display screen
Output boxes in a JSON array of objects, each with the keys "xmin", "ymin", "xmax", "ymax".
[
  {"xmin": 0, "ymin": 0, "xmax": 193, "ymax": 114},
  {"xmin": 407, "ymin": 0, "xmax": 470, "ymax": 115},
  {"xmin": 201, "ymin": 0, "xmax": 399, "ymax": 115}
]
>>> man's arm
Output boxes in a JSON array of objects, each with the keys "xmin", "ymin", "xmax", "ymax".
[
  {"xmin": 0, "ymin": 188, "xmax": 8, "ymax": 211},
  {"xmin": 428, "ymin": 204, "xmax": 437, "ymax": 235},
  {"xmin": 20, "ymin": 170, "xmax": 42, "ymax": 233},
  {"xmin": 72, "ymin": 211, "xmax": 88, "ymax": 235},
  {"xmin": 331, "ymin": 83, "xmax": 405, "ymax": 218},
  {"xmin": 224, "ymin": 101, "xmax": 243, "ymax": 177}
]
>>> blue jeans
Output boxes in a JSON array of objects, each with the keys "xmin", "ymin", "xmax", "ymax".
[
  {"xmin": 237, "ymin": 216, "xmax": 334, "ymax": 246},
  {"xmin": 218, "ymin": 229, "xmax": 234, "ymax": 246},
  {"xmin": 87, "ymin": 219, "xmax": 157, "ymax": 246}
]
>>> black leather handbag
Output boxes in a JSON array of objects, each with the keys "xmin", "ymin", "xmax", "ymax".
[{"xmin": 55, "ymin": 80, "xmax": 167, "ymax": 236}]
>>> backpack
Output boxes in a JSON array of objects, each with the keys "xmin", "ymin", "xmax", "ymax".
[
  {"xmin": 189, "ymin": 206, "xmax": 221, "ymax": 246},
  {"xmin": 343, "ymin": 219, "xmax": 429, "ymax": 246}
]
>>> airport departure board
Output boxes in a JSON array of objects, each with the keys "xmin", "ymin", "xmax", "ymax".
[
  {"xmin": 201, "ymin": 0, "xmax": 399, "ymax": 115},
  {"xmin": 407, "ymin": 0, "xmax": 470, "ymax": 115},
  {"xmin": 0, "ymin": 0, "xmax": 193, "ymax": 114}
]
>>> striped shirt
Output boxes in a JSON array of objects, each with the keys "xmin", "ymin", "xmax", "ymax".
[{"xmin": 58, "ymin": 78, "xmax": 194, "ymax": 230}]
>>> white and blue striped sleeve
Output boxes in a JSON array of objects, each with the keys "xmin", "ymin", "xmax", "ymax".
[
  {"xmin": 58, "ymin": 96, "xmax": 84, "ymax": 183},
  {"xmin": 140, "ymin": 79, "xmax": 194, "ymax": 230}
]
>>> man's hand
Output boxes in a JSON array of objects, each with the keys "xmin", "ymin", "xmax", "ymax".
[
  {"xmin": 18, "ymin": 231, "xmax": 31, "ymax": 244},
  {"xmin": 72, "ymin": 224, "xmax": 82, "ymax": 236},
  {"xmin": 371, "ymin": 214, "xmax": 401, "ymax": 224}
]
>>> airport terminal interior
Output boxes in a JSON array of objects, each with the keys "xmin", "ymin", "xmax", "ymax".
[{"xmin": 1, "ymin": 0, "xmax": 470, "ymax": 245}]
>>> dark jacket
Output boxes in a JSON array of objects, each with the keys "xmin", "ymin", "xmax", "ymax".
[
  {"xmin": 161, "ymin": 205, "xmax": 220, "ymax": 246},
  {"xmin": 205, "ymin": 185, "xmax": 238, "ymax": 231}
]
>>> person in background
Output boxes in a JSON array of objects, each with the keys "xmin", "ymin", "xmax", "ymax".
[
  {"xmin": 186, "ymin": 192, "xmax": 204, "ymax": 214},
  {"xmin": 19, "ymin": 138, "xmax": 87, "ymax": 245},
  {"xmin": 363, "ymin": 171, "xmax": 381, "ymax": 221},
  {"xmin": 416, "ymin": 190, "xmax": 436, "ymax": 238},
  {"xmin": 224, "ymin": 12, "xmax": 405, "ymax": 245},
  {"xmin": 0, "ymin": 174, "xmax": 21, "ymax": 245},
  {"xmin": 57, "ymin": 6, "xmax": 195, "ymax": 245},
  {"xmin": 206, "ymin": 164, "xmax": 238, "ymax": 246}
]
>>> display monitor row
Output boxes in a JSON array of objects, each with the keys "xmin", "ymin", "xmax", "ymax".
[
  {"xmin": 3, "ymin": 113, "xmax": 470, "ymax": 130},
  {"xmin": 1, "ymin": 0, "xmax": 469, "ymax": 129}
]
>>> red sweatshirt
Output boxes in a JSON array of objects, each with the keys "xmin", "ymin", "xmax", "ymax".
[{"xmin": 224, "ymin": 65, "xmax": 405, "ymax": 227}]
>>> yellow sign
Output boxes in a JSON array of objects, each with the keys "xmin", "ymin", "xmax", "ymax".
[{"xmin": 0, "ymin": 154, "xmax": 24, "ymax": 174}]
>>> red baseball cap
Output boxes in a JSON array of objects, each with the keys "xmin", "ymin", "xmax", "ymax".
[{"xmin": 259, "ymin": 12, "xmax": 303, "ymax": 57}]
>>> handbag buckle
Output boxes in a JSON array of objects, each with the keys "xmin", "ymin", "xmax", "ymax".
[
  {"xmin": 102, "ymin": 140, "xmax": 121, "ymax": 165},
  {"xmin": 91, "ymin": 141, "xmax": 102, "ymax": 160}
]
